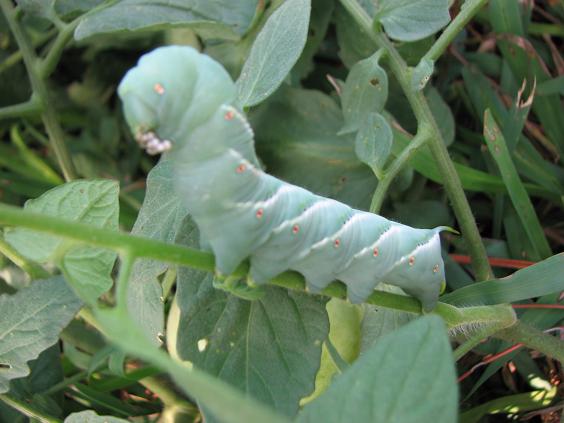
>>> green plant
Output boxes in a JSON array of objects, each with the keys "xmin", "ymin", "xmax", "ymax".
[{"xmin": 0, "ymin": 0, "xmax": 562, "ymax": 422}]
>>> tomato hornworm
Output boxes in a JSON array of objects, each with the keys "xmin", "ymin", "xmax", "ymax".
[{"xmin": 118, "ymin": 46, "xmax": 447, "ymax": 311}]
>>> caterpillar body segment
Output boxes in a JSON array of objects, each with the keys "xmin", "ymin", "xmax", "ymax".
[{"xmin": 118, "ymin": 46, "xmax": 447, "ymax": 312}]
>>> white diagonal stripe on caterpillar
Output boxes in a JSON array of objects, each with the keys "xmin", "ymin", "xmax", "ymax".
[
  {"xmin": 271, "ymin": 199, "xmax": 336, "ymax": 235},
  {"xmin": 230, "ymin": 184, "xmax": 298, "ymax": 209},
  {"xmin": 295, "ymin": 212, "xmax": 371, "ymax": 260},
  {"xmin": 387, "ymin": 231, "xmax": 441, "ymax": 272}
]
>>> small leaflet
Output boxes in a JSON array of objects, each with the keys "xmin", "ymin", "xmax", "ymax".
[{"xmin": 411, "ymin": 58, "xmax": 434, "ymax": 92}]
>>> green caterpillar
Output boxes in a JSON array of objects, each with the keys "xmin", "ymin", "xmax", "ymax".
[{"xmin": 118, "ymin": 46, "xmax": 447, "ymax": 311}]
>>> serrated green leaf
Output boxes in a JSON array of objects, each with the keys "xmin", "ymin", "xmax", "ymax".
[
  {"xmin": 411, "ymin": 58, "xmax": 434, "ymax": 92},
  {"xmin": 64, "ymin": 410, "xmax": 129, "ymax": 422},
  {"xmin": 297, "ymin": 316, "xmax": 458, "ymax": 423},
  {"xmin": 340, "ymin": 50, "xmax": 388, "ymax": 134},
  {"xmin": 0, "ymin": 276, "xmax": 82, "ymax": 393},
  {"xmin": 5, "ymin": 180, "xmax": 118, "ymax": 303},
  {"xmin": 168, "ymin": 267, "xmax": 329, "ymax": 417},
  {"xmin": 441, "ymin": 253, "xmax": 564, "ymax": 306},
  {"xmin": 74, "ymin": 0, "xmax": 259, "ymax": 41},
  {"xmin": 236, "ymin": 0, "xmax": 312, "ymax": 107},
  {"xmin": 354, "ymin": 112, "xmax": 393, "ymax": 177},
  {"xmin": 374, "ymin": 0, "xmax": 451, "ymax": 42}
]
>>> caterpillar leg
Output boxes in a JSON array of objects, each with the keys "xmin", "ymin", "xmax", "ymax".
[
  {"xmin": 302, "ymin": 274, "xmax": 334, "ymax": 294},
  {"xmin": 248, "ymin": 261, "xmax": 280, "ymax": 286},
  {"xmin": 402, "ymin": 284, "xmax": 440, "ymax": 313},
  {"xmin": 213, "ymin": 274, "xmax": 265, "ymax": 301},
  {"xmin": 346, "ymin": 283, "xmax": 377, "ymax": 304}
]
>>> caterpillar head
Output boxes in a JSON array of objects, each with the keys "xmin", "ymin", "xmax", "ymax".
[{"xmin": 118, "ymin": 46, "xmax": 236, "ymax": 155}]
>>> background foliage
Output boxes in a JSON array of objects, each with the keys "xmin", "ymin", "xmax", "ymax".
[{"xmin": 0, "ymin": 0, "xmax": 563, "ymax": 422}]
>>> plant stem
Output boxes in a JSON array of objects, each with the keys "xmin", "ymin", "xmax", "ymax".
[
  {"xmin": 0, "ymin": 394, "xmax": 62, "ymax": 423},
  {"xmin": 423, "ymin": 0, "xmax": 488, "ymax": 62},
  {"xmin": 0, "ymin": 203, "xmax": 510, "ymax": 332},
  {"xmin": 495, "ymin": 321, "xmax": 564, "ymax": 363},
  {"xmin": 10, "ymin": 125, "xmax": 64, "ymax": 185},
  {"xmin": 3, "ymin": 202, "xmax": 562, "ymax": 359},
  {"xmin": 0, "ymin": 203, "xmax": 214, "ymax": 270},
  {"xmin": 339, "ymin": 0, "xmax": 493, "ymax": 281},
  {"xmin": 141, "ymin": 375, "xmax": 199, "ymax": 415},
  {"xmin": 0, "ymin": 28, "xmax": 56, "ymax": 75},
  {"xmin": 0, "ymin": 0, "xmax": 76, "ymax": 181},
  {"xmin": 370, "ymin": 127, "xmax": 431, "ymax": 213},
  {"xmin": 41, "ymin": 370, "xmax": 89, "ymax": 395},
  {"xmin": 39, "ymin": 19, "xmax": 80, "ymax": 79},
  {"xmin": 116, "ymin": 252, "xmax": 135, "ymax": 310},
  {"xmin": 161, "ymin": 266, "xmax": 178, "ymax": 299},
  {"xmin": 0, "ymin": 98, "xmax": 42, "ymax": 120},
  {"xmin": 41, "ymin": 106, "xmax": 77, "ymax": 181},
  {"xmin": 453, "ymin": 317, "xmax": 517, "ymax": 361}
]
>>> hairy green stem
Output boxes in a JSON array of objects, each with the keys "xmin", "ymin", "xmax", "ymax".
[
  {"xmin": 0, "ymin": 203, "xmax": 514, "ymax": 333},
  {"xmin": 339, "ymin": 0, "xmax": 493, "ymax": 281},
  {"xmin": 6, "ymin": 204, "xmax": 564, "ymax": 359},
  {"xmin": 452, "ymin": 317, "xmax": 519, "ymax": 361},
  {"xmin": 2, "ymin": 202, "xmax": 561, "ymax": 359},
  {"xmin": 0, "ymin": 394, "xmax": 62, "ymax": 423},
  {"xmin": 0, "ymin": 203, "xmax": 214, "ymax": 270},
  {"xmin": 370, "ymin": 127, "xmax": 431, "ymax": 213},
  {"xmin": 423, "ymin": 0, "xmax": 488, "ymax": 62},
  {"xmin": 495, "ymin": 321, "xmax": 564, "ymax": 363},
  {"xmin": 0, "ymin": 0, "xmax": 76, "ymax": 181}
]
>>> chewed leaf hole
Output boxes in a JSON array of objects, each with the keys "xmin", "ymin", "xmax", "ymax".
[
  {"xmin": 370, "ymin": 78, "xmax": 380, "ymax": 87},
  {"xmin": 0, "ymin": 363, "xmax": 12, "ymax": 370}
]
